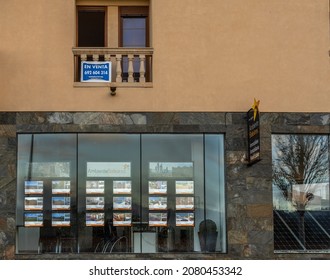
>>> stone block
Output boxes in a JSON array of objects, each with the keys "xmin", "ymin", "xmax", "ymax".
[
  {"xmin": 248, "ymin": 231, "xmax": 273, "ymax": 245},
  {"xmin": 247, "ymin": 204, "xmax": 272, "ymax": 217},
  {"xmin": 228, "ymin": 230, "xmax": 248, "ymax": 244}
]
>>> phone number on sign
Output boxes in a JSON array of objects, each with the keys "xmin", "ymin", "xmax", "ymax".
[{"xmin": 181, "ymin": 266, "xmax": 243, "ymax": 276}]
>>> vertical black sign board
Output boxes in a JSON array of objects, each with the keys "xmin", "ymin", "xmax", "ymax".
[{"xmin": 247, "ymin": 108, "xmax": 261, "ymax": 165}]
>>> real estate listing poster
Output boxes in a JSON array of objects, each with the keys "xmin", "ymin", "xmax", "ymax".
[
  {"xmin": 148, "ymin": 196, "xmax": 167, "ymax": 210},
  {"xmin": 24, "ymin": 212, "xmax": 43, "ymax": 227},
  {"xmin": 86, "ymin": 196, "xmax": 105, "ymax": 210},
  {"xmin": 149, "ymin": 212, "xmax": 167, "ymax": 227},
  {"xmin": 24, "ymin": 197, "xmax": 43, "ymax": 211},
  {"xmin": 176, "ymin": 196, "xmax": 194, "ymax": 210},
  {"xmin": 113, "ymin": 197, "xmax": 132, "ymax": 210},
  {"xmin": 52, "ymin": 197, "xmax": 71, "ymax": 210},
  {"xmin": 52, "ymin": 212, "xmax": 71, "ymax": 227},
  {"xmin": 175, "ymin": 180, "xmax": 194, "ymax": 194},
  {"xmin": 113, "ymin": 212, "xmax": 132, "ymax": 226},
  {"xmin": 113, "ymin": 180, "xmax": 132, "ymax": 194},
  {"xmin": 52, "ymin": 180, "xmax": 71, "ymax": 194},
  {"xmin": 24, "ymin": 180, "xmax": 43, "ymax": 195},
  {"xmin": 86, "ymin": 212, "xmax": 105, "ymax": 227},
  {"xmin": 175, "ymin": 212, "xmax": 194, "ymax": 227},
  {"xmin": 86, "ymin": 180, "xmax": 105, "ymax": 194},
  {"xmin": 148, "ymin": 181, "xmax": 167, "ymax": 194}
]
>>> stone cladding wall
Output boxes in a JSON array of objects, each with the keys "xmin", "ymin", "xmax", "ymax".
[{"xmin": 0, "ymin": 112, "xmax": 330, "ymax": 260}]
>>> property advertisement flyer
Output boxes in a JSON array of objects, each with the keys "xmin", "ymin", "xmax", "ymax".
[
  {"xmin": 149, "ymin": 213, "xmax": 167, "ymax": 227},
  {"xmin": 113, "ymin": 180, "xmax": 132, "ymax": 194},
  {"xmin": 52, "ymin": 213, "xmax": 71, "ymax": 227},
  {"xmin": 148, "ymin": 197, "xmax": 167, "ymax": 210},
  {"xmin": 86, "ymin": 197, "xmax": 105, "ymax": 211},
  {"xmin": 86, "ymin": 180, "xmax": 105, "ymax": 194},
  {"xmin": 113, "ymin": 213, "xmax": 132, "ymax": 226},
  {"xmin": 113, "ymin": 197, "xmax": 132, "ymax": 210},
  {"xmin": 24, "ymin": 197, "xmax": 43, "ymax": 211},
  {"xmin": 175, "ymin": 181, "xmax": 194, "ymax": 194},
  {"xmin": 86, "ymin": 212, "xmax": 105, "ymax": 227},
  {"xmin": 148, "ymin": 181, "xmax": 167, "ymax": 194},
  {"xmin": 52, "ymin": 197, "xmax": 71, "ymax": 210},
  {"xmin": 176, "ymin": 197, "xmax": 194, "ymax": 210},
  {"xmin": 52, "ymin": 180, "xmax": 71, "ymax": 194},
  {"xmin": 175, "ymin": 212, "xmax": 194, "ymax": 227},
  {"xmin": 24, "ymin": 181, "xmax": 43, "ymax": 195},
  {"xmin": 24, "ymin": 212, "xmax": 43, "ymax": 227}
]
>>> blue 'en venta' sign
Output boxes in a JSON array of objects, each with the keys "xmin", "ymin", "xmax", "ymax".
[{"xmin": 81, "ymin": 61, "xmax": 111, "ymax": 82}]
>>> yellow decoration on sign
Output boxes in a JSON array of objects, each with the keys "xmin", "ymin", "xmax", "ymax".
[{"xmin": 251, "ymin": 98, "xmax": 260, "ymax": 121}]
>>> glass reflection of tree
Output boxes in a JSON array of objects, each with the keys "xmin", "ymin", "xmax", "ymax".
[{"xmin": 272, "ymin": 135, "xmax": 329, "ymax": 245}]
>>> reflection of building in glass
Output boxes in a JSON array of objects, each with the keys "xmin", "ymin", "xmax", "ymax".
[
  {"xmin": 292, "ymin": 183, "xmax": 330, "ymax": 210},
  {"xmin": 28, "ymin": 162, "xmax": 70, "ymax": 177},
  {"xmin": 149, "ymin": 162, "xmax": 193, "ymax": 178}
]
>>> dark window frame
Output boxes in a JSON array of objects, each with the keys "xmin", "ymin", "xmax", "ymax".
[{"xmin": 76, "ymin": 6, "xmax": 107, "ymax": 47}]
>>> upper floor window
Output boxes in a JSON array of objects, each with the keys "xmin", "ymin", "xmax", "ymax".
[
  {"xmin": 73, "ymin": 2, "xmax": 153, "ymax": 85},
  {"xmin": 76, "ymin": 6, "xmax": 149, "ymax": 48}
]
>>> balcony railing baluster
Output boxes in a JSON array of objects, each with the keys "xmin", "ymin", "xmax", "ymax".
[
  {"xmin": 116, "ymin": 54, "xmax": 122, "ymax": 83},
  {"xmin": 139, "ymin": 54, "xmax": 146, "ymax": 83}
]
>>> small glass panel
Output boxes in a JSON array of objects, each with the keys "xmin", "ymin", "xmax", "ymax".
[
  {"xmin": 122, "ymin": 18, "xmax": 146, "ymax": 47},
  {"xmin": 204, "ymin": 135, "xmax": 226, "ymax": 252}
]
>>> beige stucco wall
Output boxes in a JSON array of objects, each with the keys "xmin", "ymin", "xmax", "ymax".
[{"xmin": 0, "ymin": 0, "xmax": 329, "ymax": 112}]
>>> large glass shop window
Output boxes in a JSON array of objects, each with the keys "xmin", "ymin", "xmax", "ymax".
[
  {"xmin": 272, "ymin": 134, "xmax": 330, "ymax": 252},
  {"xmin": 16, "ymin": 134, "xmax": 226, "ymax": 254}
]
